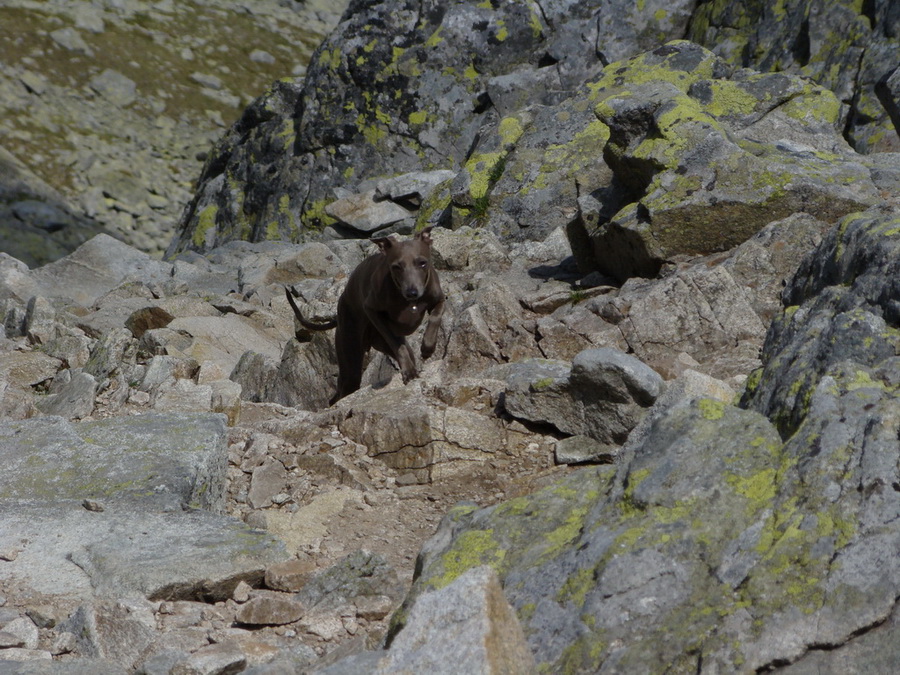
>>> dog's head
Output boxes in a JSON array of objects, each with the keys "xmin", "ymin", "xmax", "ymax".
[{"xmin": 373, "ymin": 227, "xmax": 434, "ymax": 301}]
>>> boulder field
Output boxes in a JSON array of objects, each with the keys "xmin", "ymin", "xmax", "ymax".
[{"xmin": 0, "ymin": 0, "xmax": 899, "ymax": 673}]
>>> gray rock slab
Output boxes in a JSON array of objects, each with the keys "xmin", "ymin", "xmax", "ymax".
[
  {"xmin": 0, "ymin": 501, "xmax": 287, "ymax": 604},
  {"xmin": 0, "ymin": 413, "xmax": 227, "ymax": 512},
  {"xmin": 570, "ymin": 347, "xmax": 664, "ymax": 407},
  {"xmin": 324, "ymin": 189, "xmax": 411, "ymax": 232},
  {"xmin": 554, "ymin": 435, "xmax": 617, "ymax": 465},
  {"xmin": 29, "ymin": 234, "xmax": 173, "ymax": 307},
  {"xmin": 34, "ymin": 370, "xmax": 97, "ymax": 419},
  {"xmin": 374, "ymin": 170, "xmax": 456, "ymax": 203},
  {"xmin": 503, "ymin": 349, "xmax": 663, "ymax": 444},
  {"xmin": 376, "ymin": 566, "xmax": 536, "ymax": 674}
]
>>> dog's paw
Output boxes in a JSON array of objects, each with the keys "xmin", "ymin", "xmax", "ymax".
[
  {"xmin": 400, "ymin": 367, "xmax": 418, "ymax": 384},
  {"xmin": 421, "ymin": 343, "xmax": 435, "ymax": 360}
]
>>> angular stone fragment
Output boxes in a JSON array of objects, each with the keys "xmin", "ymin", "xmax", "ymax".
[
  {"xmin": 378, "ymin": 566, "xmax": 535, "ymax": 674},
  {"xmin": 265, "ymin": 558, "xmax": 318, "ymax": 593},
  {"xmin": 504, "ymin": 348, "xmax": 663, "ymax": 444},
  {"xmin": 235, "ymin": 591, "xmax": 305, "ymax": 626},
  {"xmin": 325, "ymin": 189, "xmax": 411, "ymax": 233}
]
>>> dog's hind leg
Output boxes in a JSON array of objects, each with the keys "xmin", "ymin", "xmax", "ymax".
[{"xmin": 332, "ymin": 324, "xmax": 365, "ymax": 403}]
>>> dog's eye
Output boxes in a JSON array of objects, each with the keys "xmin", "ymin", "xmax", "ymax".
[{"xmin": 417, "ymin": 259, "xmax": 427, "ymax": 268}]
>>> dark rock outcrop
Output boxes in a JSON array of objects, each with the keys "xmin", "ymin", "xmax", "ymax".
[{"xmin": 168, "ymin": 1, "xmax": 899, "ymax": 269}]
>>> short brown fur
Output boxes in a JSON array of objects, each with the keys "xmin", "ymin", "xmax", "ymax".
[{"xmin": 285, "ymin": 227, "xmax": 445, "ymax": 404}]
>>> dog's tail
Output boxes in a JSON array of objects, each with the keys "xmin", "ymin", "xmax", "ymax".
[{"xmin": 284, "ymin": 287, "xmax": 337, "ymax": 331}]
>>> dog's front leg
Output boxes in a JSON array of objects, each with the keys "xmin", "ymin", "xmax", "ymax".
[
  {"xmin": 421, "ymin": 296, "xmax": 445, "ymax": 360},
  {"xmin": 364, "ymin": 306, "xmax": 418, "ymax": 382}
]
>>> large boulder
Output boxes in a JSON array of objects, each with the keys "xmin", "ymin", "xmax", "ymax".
[
  {"xmin": 742, "ymin": 204, "xmax": 900, "ymax": 436},
  {"xmin": 568, "ymin": 41, "xmax": 879, "ymax": 280},
  {"xmin": 502, "ymin": 348, "xmax": 664, "ymax": 445},
  {"xmin": 689, "ymin": 0, "xmax": 900, "ymax": 152},
  {"xmin": 0, "ymin": 413, "xmax": 287, "ymax": 610}
]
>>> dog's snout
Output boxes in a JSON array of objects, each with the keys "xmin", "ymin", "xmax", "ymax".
[{"xmin": 404, "ymin": 286, "xmax": 422, "ymax": 300}]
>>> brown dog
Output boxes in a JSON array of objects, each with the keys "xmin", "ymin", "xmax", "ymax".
[{"xmin": 285, "ymin": 227, "xmax": 445, "ymax": 404}]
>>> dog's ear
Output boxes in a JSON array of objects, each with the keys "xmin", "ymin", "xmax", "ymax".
[
  {"xmin": 416, "ymin": 226, "xmax": 434, "ymax": 245},
  {"xmin": 372, "ymin": 235, "xmax": 395, "ymax": 252}
]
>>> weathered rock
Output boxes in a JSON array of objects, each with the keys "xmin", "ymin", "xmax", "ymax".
[
  {"xmin": 325, "ymin": 190, "xmax": 412, "ymax": 233},
  {"xmin": 374, "ymin": 170, "xmax": 456, "ymax": 206},
  {"xmin": 231, "ymin": 333, "xmax": 337, "ymax": 411},
  {"xmin": 62, "ymin": 598, "xmax": 156, "ymax": 668},
  {"xmin": 0, "ymin": 413, "xmax": 227, "ymax": 511},
  {"xmin": 169, "ymin": 0, "xmax": 693, "ymax": 255},
  {"xmin": 170, "ymin": 642, "xmax": 247, "ymax": 675},
  {"xmin": 166, "ymin": 314, "xmax": 287, "ymax": 379},
  {"xmin": 690, "ymin": 0, "xmax": 900, "ymax": 152},
  {"xmin": 2, "ymin": 618, "xmax": 38, "ymax": 650},
  {"xmin": 332, "ymin": 566, "xmax": 535, "ymax": 674},
  {"xmin": 743, "ymin": 205, "xmax": 900, "ymax": 436},
  {"xmin": 297, "ymin": 550, "xmax": 403, "ymax": 617},
  {"xmin": 397, "ymin": 207, "xmax": 900, "ymax": 672},
  {"xmin": 88, "ymin": 69, "xmax": 137, "ymax": 108},
  {"xmin": 503, "ymin": 348, "xmax": 663, "ymax": 444},
  {"xmin": 150, "ymin": 379, "xmax": 213, "ymax": 415},
  {"xmin": 264, "ymin": 558, "xmax": 318, "ymax": 593},
  {"xmin": 34, "ymin": 370, "xmax": 97, "ymax": 419},
  {"xmin": 139, "ymin": 355, "xmax": 201, "ymax": 394},
  {"xmin": 337, "ymin": 384, "xmax": 527, "ymax": 483},
  {"xmin": 28, "ymin": 235, "xmax": 172, "ymax": 307},
  {"xmin": 248, "ymin": 459, "xmax": 288, "ymax": 509},
  {"xmin": 235, "ymin": 591, "xmax": 305, "ymax": 626},
  {"xmin": 554, "ymin": 435, "xmax": 616, "ymax": 465},
  {"xmin": 624, "ymin": 368, "xmax": 736, "ymax": 453},
  {"xmin": 608, "ymin": 264, "xmax": 767, "ymax": 380},
  {"xmin": 573, "ymin": 41, "xmax": 879, "ymax": 281},
  {"xmin": 125, "ymin": 306, "xmax": 175, "ymax": 339}
]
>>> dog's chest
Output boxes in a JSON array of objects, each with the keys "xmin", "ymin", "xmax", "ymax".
[{"xmin": 392, "ymin": 301, "xmax": 427, "ymax": 332}]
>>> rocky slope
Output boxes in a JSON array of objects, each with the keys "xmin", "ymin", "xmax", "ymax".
[
  {"xmin": 0, "ymin": 0, "xmax": 348, "ymax": 265},
  {"xmin": 1, "ymin": 0, "xmax": 900, "ymax": 674},
  {"xmin": 2, "ymin": 196, "xmax": 899, "ymax": 672},
  {"xmin": 168, "ymin": 0, "xmax": 900, "ymax": 257}
]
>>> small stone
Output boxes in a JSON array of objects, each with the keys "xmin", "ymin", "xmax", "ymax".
[
  {"xmin": 233, "ymin": 581, "xmax": 252, "ymax": 603},
  {"xmin": 234, "ymin": 591, "xmax": 305, "ymax": 626},
  {"xmin": 264, "ymin": 558, "xmax": 317, "ymax": 592},
  {"xmin": 0, "ymin": 547, "xmax": 20, "ymax": 562},
  {"xmin": 554, "ymin": 435, "xmax": 617, "ymax": 465},
  {"xmin": 51, "ymin": 631, "xmax": 77, "ymax": 655},
  {"xmin": 355, "ymin": 595, "xmax": 394, "ymax": 621},
  {"xmin": 25, "ymin": 604, "xmax": 59, "ymax": 628},
  {"xmin": 190, "ymin": 72, "xmax": 223, "ymax": 90},
  {"xmin": 82, "ymin": 498, "xmax": 105, "ymax": 512},
  {"xmin": 248, "ymin": 459, "xmax": 288, "ymax": 509},
  {"xmin": 244, "ymin": 510, "xmax": 267, "ymax": 530},
  {"xmin": 249, "ymin": 49, "xmax": 275, "ymax": 64},
  {"xmin": 171, "ymin": 642, "xmax": 246, "ymax": 675},
  {"xmin": 19, "ymin": 71, "xmax": 48, "ymax": 95},
  {"xmin": 3, "ymin": 617, "xmax": 39, "ymax": 650},
  {"xmin": 89, "ymin": 69, "xmax": 137, "ymax": 107},
  {"xmin": 125, "ymin": 306, "xmax": 175, "ymax": 338},
  {"xmin": 49, "ymin": 27, "xmax": 91, "ymax": 53}
]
